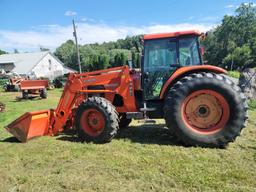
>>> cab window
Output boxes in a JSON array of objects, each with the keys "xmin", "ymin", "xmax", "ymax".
[
  {"xmin": 144, "ymin": 39, "xmax": 177, "ymax": 71},
  {"xmin": 179, "ymin": 37, "xmax": 201, "ymax": 66}
]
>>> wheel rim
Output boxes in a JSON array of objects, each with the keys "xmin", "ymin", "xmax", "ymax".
[
  {"xmin": 181, "ymin": 90, "xmax": 230, "ymax": 134},
  {"xmin": 80, "ymin": 109, "xmax": 105, "ymax": 137}
]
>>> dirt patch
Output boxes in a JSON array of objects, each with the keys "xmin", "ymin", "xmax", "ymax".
[{"xmin": 0, "ymin": 102, "xmax": 5, "ymax": 112}]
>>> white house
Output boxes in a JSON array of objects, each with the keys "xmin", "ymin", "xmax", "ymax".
[{"xmin": 0, "ymin": 51, "xmax": 76, "ymax": 80}]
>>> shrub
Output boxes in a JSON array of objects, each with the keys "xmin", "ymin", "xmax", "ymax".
[{"xmin": 228, "ymin": 71, "xmax": 240, "ymax": 79}]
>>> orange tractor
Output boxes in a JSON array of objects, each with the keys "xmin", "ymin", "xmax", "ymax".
[
  {"xmin": 4, "ymin": 77, "xmax": 49, "ymax": 99},
  {"xmin": 6, "ymin": 30, "xmax": 248, "ymax": 147},
  {"xmin": 19, "ymin": 80, "xmax": 49, "ymax": 99},
  {"xmin": 4, "ymin": 77, "xmax": 25, "ymax": 92}
]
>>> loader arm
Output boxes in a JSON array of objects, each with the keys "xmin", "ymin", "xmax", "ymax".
[{"xmin": 50, "ymin": 65, "xmax": 137, "ymax": 135}]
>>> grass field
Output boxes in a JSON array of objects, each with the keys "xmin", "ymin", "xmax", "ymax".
[{"xmin": 0, "ymin": 89, "xmax": 256, "ymax": 192}]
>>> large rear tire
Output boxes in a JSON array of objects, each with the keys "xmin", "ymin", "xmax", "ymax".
[
  {"xmin": 75, "ymin": 97, "xmax": 119, "ymax": 143},
  {"xmin": 164, "ymin": 72, "xmax": 248, "ymax": 148}
]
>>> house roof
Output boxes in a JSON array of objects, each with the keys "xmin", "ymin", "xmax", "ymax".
[{"xmin": 0, "ymin": 51, "xmax": 49, "ymax": 74}]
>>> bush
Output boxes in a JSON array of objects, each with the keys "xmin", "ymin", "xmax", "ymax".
[
  {"xmin": 228, "ymin": 71, "xmax": 240, "ymax": 79},
  {"xmin": 0, "ymin": 79, "xmax": 8, "ymax": 87},
  {"xmin": 248, "ymin": 100, "xmax": 256, "ymax": 110}
]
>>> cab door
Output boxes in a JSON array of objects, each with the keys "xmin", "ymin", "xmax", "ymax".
[{"xmin": 143, "ymin": 39, "xmax": 178, "ymax": 100}]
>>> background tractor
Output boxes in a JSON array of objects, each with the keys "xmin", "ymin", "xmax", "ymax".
[{"xmin": 6, "ymin": 30, "xmax": 248, "ymax": 148}]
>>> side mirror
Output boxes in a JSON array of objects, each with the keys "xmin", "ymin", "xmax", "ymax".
[{"xmin": 200, "ymin": 32, "xmax": 208, "ymax": 40}]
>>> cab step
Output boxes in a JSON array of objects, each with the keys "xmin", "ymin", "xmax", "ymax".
[
  {"xmin": 126, "ymin": 103, "xmax": 156, "ymax": 124},
  {"xmin": 138, "ymin": 119, "xmax": 156, "ymax": 124}
]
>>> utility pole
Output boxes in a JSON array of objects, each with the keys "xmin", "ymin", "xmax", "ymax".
[{"xmin": 72, "ymin": 19, "xmax": 82, "ymax": 73}]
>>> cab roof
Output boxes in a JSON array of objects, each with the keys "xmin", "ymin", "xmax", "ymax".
[{"xmin": 143, "ymin": 30, "xmax": 201, "ymax": 40}]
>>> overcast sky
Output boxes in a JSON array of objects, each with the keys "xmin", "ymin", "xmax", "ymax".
[{"xmin": 0, "ymin": 0, "xmax": 255, "ymax": 52}]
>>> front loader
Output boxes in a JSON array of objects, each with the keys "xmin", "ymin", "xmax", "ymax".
[{"xmin": 6, "ymin": 30, "xmax": 248, "ymax": 147}]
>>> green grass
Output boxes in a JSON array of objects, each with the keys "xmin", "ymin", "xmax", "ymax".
[
  {"xmin": 249, "ymin": 100, "xmax": 256, "ymax": 110},
  {"xmin": 227, "ymin": 71, "xmax": 240, "ymax": 79},
  {"xmin": 0, "ymin": 89, "xmax": 256, "ymax": 192}
]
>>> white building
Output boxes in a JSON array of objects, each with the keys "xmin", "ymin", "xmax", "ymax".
[{"xmin": 0, "ymin": 51, "xmax": 76, "ymax": 80}]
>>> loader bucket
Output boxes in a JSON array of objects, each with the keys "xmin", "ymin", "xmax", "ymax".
[{"xmin": 5, "ymin": 110, "xmax": 51, "ymax": 142}]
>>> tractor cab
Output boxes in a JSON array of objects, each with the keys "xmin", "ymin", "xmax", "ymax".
[{"xmin": 142, "ymin": 30, "xmax": 203, "ymax": 100}]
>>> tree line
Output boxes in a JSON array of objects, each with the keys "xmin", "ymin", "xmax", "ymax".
[{"xmin": 54, "ymin": 36, "xmax": 142, "ymax": 72}]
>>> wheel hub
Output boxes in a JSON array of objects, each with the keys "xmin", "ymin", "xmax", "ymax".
[
  {"xmin": 197, "ymin": 105, "xmax": 210, "ymax": 117},
  {"xmin": 80, "ymin": 109, "xmax": 105, "ymax": 136},
  {"xmin": 92, "ymin": 118, "xmax": 98, "ymax": 125},
  {"xmin": 182, "ymin": 90, "xmax": 230, "ymax": 134}
]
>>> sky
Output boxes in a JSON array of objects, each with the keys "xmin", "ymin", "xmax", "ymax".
[{"xmin": 0, "ymin": 0, "xmax": 255, "ymax": 52}]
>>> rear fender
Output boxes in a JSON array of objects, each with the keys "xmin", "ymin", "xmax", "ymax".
[{"xmin": 159, "ymin": 65, "xmax": 227, "ymax": 99}]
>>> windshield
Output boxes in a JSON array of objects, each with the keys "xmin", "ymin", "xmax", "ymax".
[{"xmin": 144, "ymin": 36, "xmax": 201, "ymax": 70}]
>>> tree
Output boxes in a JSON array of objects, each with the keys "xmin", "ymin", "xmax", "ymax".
[
  {"xmin": 131, "ymin": 48, "xmax": 141, "ymax": 68},
  {"xmin": 54, "ymin": 40, "xmax": 78, "ymax": 70},
  {"xmin": 223, "ymin": 45, "xmax": 253, "ymax": 70},
  {"xmin": 40, "ymin": 47, "xmax": 50, "ymax": 52},
  {"xmin": 98, "ymin": 54, "xmax": 110, "ymax": 69},
  {"xmin": 109, "ymin": 49, "xmax": 130, "ymax": 67},
  {"xmin": 0, "ymin": 49, "xmax": 7, "ymax": 55},
  {"xmin": 54, "ymin": 34, "xmax": 143, "ymax": 72},
  {"xmin": 203, "ymin": 3, "xmax": 256, "ymax": 70},
  {"xmin": 79, "ymin": 45, "xmax": 100, "ymax": 71}
]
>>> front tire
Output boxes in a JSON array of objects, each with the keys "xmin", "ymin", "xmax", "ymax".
[
  {"xmin": 75, "ymin": 97, "xmax": 119, "ymax": 143},
  {"xmin": 164, "ymin": 72, "xmax": 248, "ymax": 148}
]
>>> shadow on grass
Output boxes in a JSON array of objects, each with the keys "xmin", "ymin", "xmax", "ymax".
[
  {"xmin": 12, "ymin": 96, "xmax": 43, "ymax": 102},
  {"xmin": 0, "ymin": 137, "xmax": 20, "ymax": 143},
  {"xmin": 57, "ymin": 124, "xmax": 182, "ymax": 146},
  {"xmin": 56, "ymin": 129, "xmax": 81, "ymax": 142},
  {"xmin": 115, "ymin": 124, "xmax": 182, "ymax": 146}
]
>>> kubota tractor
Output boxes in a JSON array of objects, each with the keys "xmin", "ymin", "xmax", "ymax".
[{"xmin": 6, "ymin": 30, "xmax": 248, "ymax": 147}]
